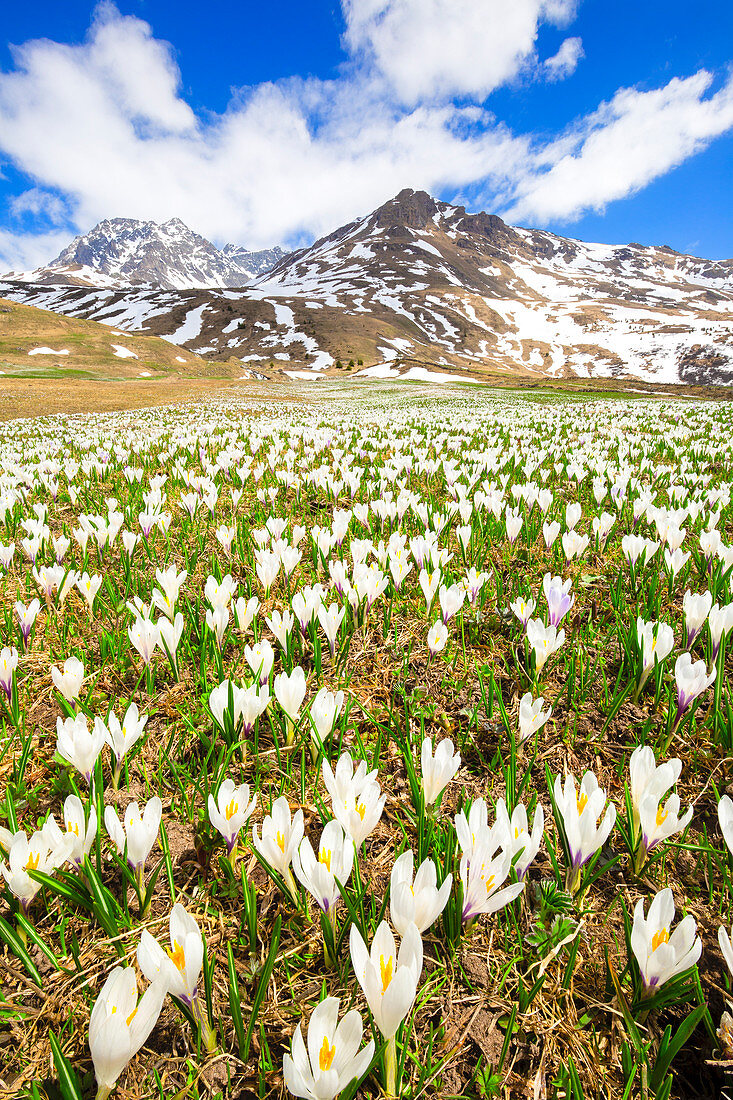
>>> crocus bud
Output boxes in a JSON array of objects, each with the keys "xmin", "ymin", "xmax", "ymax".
[
  {"xmin": 51, "ymin": 656, "xmax": 85, "ymax": 703},
  {"xmin": 89, "ymin": 966, "xmax": 166, "ymax": 1100},
  {"xmin": 420, "ymin": 736, "xmax": 460, "ymax": 805}
]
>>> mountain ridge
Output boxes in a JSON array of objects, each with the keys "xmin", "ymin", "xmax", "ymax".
[
  {"xmin": 1, "ymin": 189, "xmax": 731, "ymax": 385},
  {"xmin": 3, "ymin": 216, "xmax": 288, "ymax": 291}
]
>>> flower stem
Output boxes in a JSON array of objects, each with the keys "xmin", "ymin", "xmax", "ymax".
[
  {"xmin": 385, "ymin": 1034, "xmax": 398, "ymax": 1097},
  {"xmin": 197, "ymin": 1005, "xmax": 217, "ymax": 1053}
]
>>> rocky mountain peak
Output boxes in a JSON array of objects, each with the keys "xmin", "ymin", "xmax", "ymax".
[
  {"xmin": 3, "ymin": 217, "xmax": 286, "ymax": 290},
  {"xmin": 374, "ymin": 188, "xmax": 440, "ymax": 232}
]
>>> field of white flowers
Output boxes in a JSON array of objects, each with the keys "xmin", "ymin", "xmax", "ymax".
[{"xmin": 1, "ymin": 386, "xmax": 732, "ymax": 1100}]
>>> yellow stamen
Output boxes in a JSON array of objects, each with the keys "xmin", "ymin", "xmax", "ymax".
[
  {"xmin": 484, "ymin": 874, "xmax": 495, "ymax": 895},
  {"xmin": 380, "ymin": 954, "xmax": 394, "ymax": 993},
  {"xmin": 319, "ymin": 849, "xmax": 332, "ymax": 872},
  {"xmin": 651, "ymin": 928, "xmax": 669, "ymax": 952},
  {"xmin": 225, "ymin": 798, "xmax": 239, "ymax": 821},
  {"xmin": 655, "ymin": 805, "xmax": 668, "ymax": 827},
  {"xmin": 577, "ymin": 792, "xmax": 588, "ymax": 815},
  {"xmin": 356, "ymin": 802, "xmax": 366, "ymax": 821},
  {"xmin": 126, "ymin": 1006, "xmax": 137, "ymax": 1026},
  {"xmin": 276, "ymin": 831, "xmax": 286, "ymax": 852},
  {"xmin": 67, "ymin": 822, "xmax": 79, "ymax": 836},
  {"xmin": 167, "ymin": 939, "xmax": 186, "ymax": 971},
  {"xmin": 25, "ymin": 852, "xmax": 40, "ymax": 871},
  {"xmin": 319, "ymin": 1035, "xmax": 336, "ymax": 1072}
]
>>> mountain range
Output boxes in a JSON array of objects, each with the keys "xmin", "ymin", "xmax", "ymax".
[
  {"xmin": 2, "ymin": 190, "xmax": 732, "ymax": 385},
  {"xmin": 3, "ymin": 217, "xmax": 288, "ymax": 290}
]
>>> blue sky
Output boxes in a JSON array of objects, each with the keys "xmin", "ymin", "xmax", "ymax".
[{"xmin": 0, "ymin": 0, "xmax": 731, "ymax": 270}]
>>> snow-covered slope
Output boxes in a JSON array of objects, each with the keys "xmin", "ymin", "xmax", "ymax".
[
  {"xmin": 3, "ymin": 217, "xmax": 287, "ymax": 290},
  {"xmin": 2, "ymin": 191, "xmax": 732, "ymax": 384}
]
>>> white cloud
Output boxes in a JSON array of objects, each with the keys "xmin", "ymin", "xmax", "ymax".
[
  {"xmin": 342, "ymin": 0, "xmax": 578, "ymax": 104},
  {"xmin": 505, "ymin": 70, "xmax": 733, "ymax": 222},
  {"xmin": 0, "ymin": 3, "xmax": 732, "ymax": 271},
  {"xmin": 544, "ymin": 37, "xmax": 584, "ymax": 81},
  {"xmin": 9, "ymin": 188, "xmax": 68, "ymax": 223},
  {"xmin": 0, "ymin": 228, "xmax": 72, "ymax": 273},
  {"xmin": 0, "ymin": 6, "xmax": 530, "ymax": 261}
]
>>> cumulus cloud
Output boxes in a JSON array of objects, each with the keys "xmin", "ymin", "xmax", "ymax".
[
  {"xmin": 543, "ymin": 37, "xmax": 584, "ymax": 81},
  {"xmin": 9, "ymin": 188, "xmax": 68, "ymax": 223},
  {"xmin": 0, "ymin": 2, "xmax": 732, "ymax": 270},
  {"xmin": 505, "ymin": 70, "xmax": 733, "ymax": 222},
  {"xmin": 0, "ymin": 227, "xmax": 72, "ymax": 273},
  {"xmin": 342, "ymin": 0, "xmax": 578, "ymax": 104}
]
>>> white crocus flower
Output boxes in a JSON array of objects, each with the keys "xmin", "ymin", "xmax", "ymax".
[
  {"xmin": 427, "ymin": 619, "xmax": 448, "ymax": 656},
  {"xmin": 205, "ymin": 604, "xmax": 229, "ymax": 647},
  {"xmin": 496, "ymin": 799, "xmax": 544, "ymax": 879},
  {"xmin": 51, "ymin": 655, "xmax": 85, "ymax": 703},
  {"xmin": 718, "ymin": 925, "xmax": 733, "ymax": 978},
  {"xmin": 390, "ymin": 849, "xmax": 452, "ymax": 935},
  {"xmin": 274, "ymin": 666, "xmax": 307, "ymax": 743},
  {"xmin": 104, "ymin": 797, "xmax": 162, "ymax": 875},
  {"xmin": 518, "ymin": 693, "xmax": 552, "ymax": 743},
  {"xmin": 98, "ymin": 702, "xmax": 148, "ymax": 786},
  {"xmin": 0, "ymin": 645, "xmax": 18, "ymax": 701},
  {"xmin": 158, "ymin": 611, "xmax": 184, "ymax": 675},
  {"xmin": 283, "ymin": 997, "xmax": 374, "ymax": 1100},
  {"xmin": 420, "ymin": 736, "xmax": 460, "ymax": 805},
  {"xmin": 635, "ymin": 617, "xmax": 675, "ymax": 693},
  {"xmin": 89, "ymin": 966, "xmax": 166, "ymax": 1100},
  {"xmin": 629, "ymin": 746, "xmax": 680, "ymax": 832},
  {"xmin": 234, "ymin": 594, "xmax": 260, "ymax": 633},
  {"xmin": 292, "ymin": 819, "xmax": 354, "ymax": 920},
  {"xmin": 309, "ymin": 686, "xmax": 344, "ymax": 750},
  {"xmin": 561, "ymin": 530, "xmax": 589, "ymax": 561},
  {"xmin": 718, "ymin": 794, "xmax": 733, "ymax": 856},
  {"xmin": 322, "ymin": 752, "xmax": 376, "ymax": 805},
  {"xmin": 45, "ymin": 796, "xmax": 97, "ymax": 868},
  {"xmin": 16, "ymin": 598, "xmax": 41, "ymax": 643},
  {"xmin": 638, "ymin": 788, "xmax": 692, "ymax": 860},
  {"xmin": 253, "ymin": 796, "xmax": 304, "ymax": 901},
  {"xmin": 454, "ymin": 798, "xmax": 510, "ymax": 867},
  {"xmin": 128, "ymin": 617, "xmax": 160, "ymax": 665},
  {"xmin": 244, "ymin": 639, "xmax": 275, "ymax": 684},
  {"xmin": 664, "ymin": 546, "xmax": 690, "ymax": 578},
  {"xmin": 339, "ymin": 777, "xmax": 385, "ymax": 848},
  {"xmin": 674, "ymin": 652, "xmax": 716, "ymax": 723},
  {"xmin": 138, "ymin": 903, "xmax": 204, "ymax": 1008},
  {"xmin": 510, "ymin": 595, "xmax": 535, "ymax": 629},
  {"xmin": 240, "ymin": 681, "xmax": 270, "ymax": 733},
  {"xmin": 151, "ymin": 565, "xmax": 187, "ymax": 619},
  {"xmin": 349, "ymin": 920, "xmax": 423, "ymax": 1042},
  {"xmin": 460, "ymin": 839, "xmax": 524, "ymax": 924},
  {"xmin": 419, "ymin": 568, "xmax": 441, "ymax": 611},
  {"xmin": 438, "ymin": 583, "xmax": 465, "ymax": 623},
  {"xmin": 710, "ymin": 602, "xmax": 733, "ymax": 659},
  {"xmin": 76, "ymin": 572, "xmax": 103, "ymax": 612},
  {"xmin": 318, "ymin": 602, "xmax": 345, "ymax": 656},
  {"xmin": 1, "ymin": 828, "xmax": 71, "ymax": 913},
  {"xmin": 630, "ymin": 888, "xmax": 701, "ymax": 995},
  {"xmin": 56, "ymin": 713, "xmax": 106, "ymax": 785},
  {"xmin": 207, "ymin": 779, "xmax": 257, "ymax": 855},
  {"xmin": 682, "ymin": 589, "xmax": 713, "ymax": 649},
  {"xmin": 526, "ymin": 618, "xmax": 565, "ymax": 673},
  {"xmin": 552, "ymin": 770, "xmax": 616, "ymax": 892},
  {"xmin": 267, "ymin": 608, "xmax": 294, "ymax": 651},
  {"xmin": 543, "ymin": 520, "xmax": 560, "ymax": 547}
]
